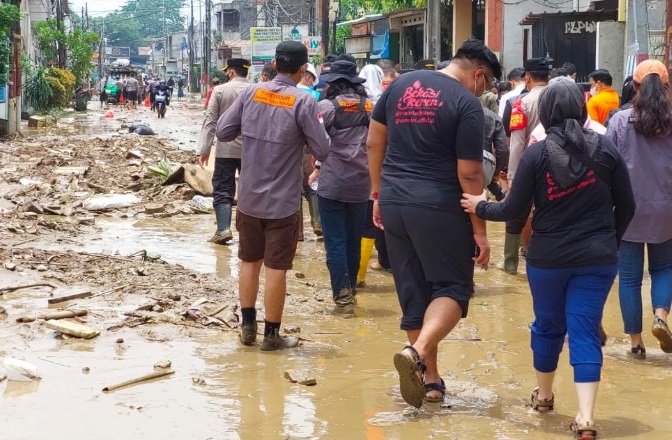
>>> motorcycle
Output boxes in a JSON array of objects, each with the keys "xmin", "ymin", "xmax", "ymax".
[{"xmin": 155, "ymin": 89, "xmax": 169, "ymax": 118}]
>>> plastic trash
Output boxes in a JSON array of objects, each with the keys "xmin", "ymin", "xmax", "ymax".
[
  {"xmin": 190, "ymin": 195, "xmax": 214, "ymax": 213},
  {"xmin": 19, "ymin": 177, "xmax": 42, "ymax": 186},
  {"xmin": 2, "ymin": 358, "xmax": 41, "ymax": 381},
  {"xmin": 83, "ymin": 194, "xmax": 141, "ymax": 211},
  {"xmin": 310, "ymin": 178, "xmax": 319, "ymax": 191},
  {"xmin": 104, "ymin": 111, "xmax": 115, "ymax": 118},
  {"xmin": 128, "ymin": 124, "xmax": 155, "ymax": 136}
]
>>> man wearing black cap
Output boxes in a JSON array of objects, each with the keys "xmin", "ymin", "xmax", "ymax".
[
  {"xmin": 216, "ymin": 41, "xmax": 330, "ymax": 352},
  {"xmin": 414, "ymin": 59, "xmax": 436, "ymax": 70},
  {"xmin": 197, "ymin": 58, "xmax": 251, "ymax": 245},
  {"xmin": 367, "ymin": 38, "xmax": 501, "ymax": 408},
  {"xmin": 502, "ymin": 57, "xmax": 550, "ymax": 275}
]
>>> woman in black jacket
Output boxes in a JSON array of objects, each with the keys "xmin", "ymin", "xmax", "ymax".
[{"xmin": 462, "ymin": 78, "xmax": 635, "ymax": 440}]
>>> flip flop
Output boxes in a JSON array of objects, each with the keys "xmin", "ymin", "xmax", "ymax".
[
  {"xmin": 393, "ymin": 346, "xmax": 426, "ymax": 409},
  {"xmin": 570, "ymin": 421, "xmax": 598, "ymax": 440},
  {"xmin": 424, "ymin": 378, "xmax": 446, "ymax": 403}
]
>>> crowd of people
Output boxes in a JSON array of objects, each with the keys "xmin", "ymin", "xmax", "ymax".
[
  {"xmin": 195, "ymin": 39, "xmax": 671, "ymax": 440},
  {"xmin": 97, "ymin": 74, "xmax": 186, "ymax": 110}
]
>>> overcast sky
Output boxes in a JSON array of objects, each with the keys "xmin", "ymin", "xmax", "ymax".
[{"xmin": 69, "ymin": 0, "xmax": 130, "ymax": 17}]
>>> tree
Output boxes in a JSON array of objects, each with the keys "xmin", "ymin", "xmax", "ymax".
[
  {"xmin": 121, "ymin": 0, "xmax": 187, "ymax": 38},
  {"xmin": 0, "ymin": 2, "xmax": 21, "ymax": 87},
  {"xmin": 33, "ymin": 19, "xmax": 99, "ymax": 84}
]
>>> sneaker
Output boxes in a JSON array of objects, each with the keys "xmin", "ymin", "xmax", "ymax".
[
  {"xmin": 326, "ymin": 302, "xmax": 355, "ymax": 316},
  {"xmin": 652, "ymin": 316, "xmax": 672, "ymax": 353},
  {"xmin": 628, "ymin": 345, "xmax": 646, "ymax": 360},
  {"xmin": 240, "ymin": 322, "xmax": 258, "ymax": 346},
  {"xmin": 208, "ymin": 229, "xmax": 233, "ymax": 245},
  {"xmin": 260, "ymin": 334, "xmax": 300, "ymax": 351}
]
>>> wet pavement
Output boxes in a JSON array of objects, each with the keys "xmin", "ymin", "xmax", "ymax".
[{"xmin": 2, "ymin": 103, "xmax": 672, "ymax": 439}]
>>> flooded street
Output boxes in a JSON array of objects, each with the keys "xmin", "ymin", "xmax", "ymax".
[{"xmin": 2, "ymin": 103, "xmax": 672, "ymax": 439}]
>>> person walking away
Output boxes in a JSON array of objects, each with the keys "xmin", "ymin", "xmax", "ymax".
[
  {"xmin": 605, "ymin": 75, "xmax": 635, "ymax": 127},
  {"xmin": 359, "ymin": 64, "xmax": 383, "ymax": 103},
  {"xmin": 216, "ymin": 41, "xmax": 330, "ymax": 351},
  {"xmin": 606, "ymin": 60, "xmax": 672, "ymax": 360},
  {"xmin": 124, "ymin": 75, "xmax": 139, "ymax": 110},
  {"xmin": 462, "ymin": 79, "xmax": 635, "ymax": 440},
  {"xmin": 307, "ymin": 59, "xmax": 372, "ymax": 315},
  {"xmin": 587, "ymin": 69, "xmax": 619, "ymax": 125},
  {"xmin": 483, "ymin": 107, "xmax": 509, "ymax": 201},
  {"xmin": 314, "ymin": 54, "xmax": 338, "ymax": 95},
  {"xmin": 177, "ymin": 81, "xmax": 184, "ymax": 101},
  {"xmin": 562, "ymin": 62, "xmax": 577, "ymax": 82},
  {"xmin": 197, "ymin": 59, "xmax": 251, "ymax": 245},
  {"xmin": 99, "ymin": 77, "xmax": 108, "ymax": 109},
  {"xmin": 167, "ymin": 76, "xmax": 175, "ymax": 96},
  {"xmin": 115, "ymin": 76, "xmax": 124, "ymax": 106},
  {"xmin": 149, "ymin": 77, "xmax": 158, "ymax": 111},
  {"xmin": 503, "ymin": 58, "xmax": 549, "ymax": 274},
  {"xmin": 296, "ymin": 63, "xmax": 322, "ymax": 239},
  {"xmin": 261, "ymin": 62, "xmax": 277, "ymax": 82},
  {"xmin": 498, "ymin": 67, "xmax": 526, "ymax": 117},
  {"xmin": 368, "ymin": 38, "xmax": 500, "ymax": 408},
  {"xmin": 204, "ymin": 77, "xmax": 220, "ymax": 109}
]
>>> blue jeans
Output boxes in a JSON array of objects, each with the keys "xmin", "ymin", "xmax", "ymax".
[
  {"xmin": 618, "ymin": 239, "xmax": 672, "ymax": 334},
  {"xmin": 527, "ymin": 263, "xmax": 618, "ymax": 383},
  {"xmin": 318, "ymin": 196, "xmax": 367, "ymax": 299}
]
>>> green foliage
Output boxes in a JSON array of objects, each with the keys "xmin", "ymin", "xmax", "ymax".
[
  {"xmin": 335, "ymin": 26, "xmax": 352, "ymax": 54},
  {"xmin": 33, "ymin": 19, "xmax": 99, "ymax": 85},
  {"xmin": 210, "ymin": 68, "xmax": 226, "ymax": 83},
  {"xmin": 24, "ymin": 68, "xmax": 55, "ymax": 112},
  {"xmin": 339, "ymin": 0, "xmax": 426, "ymax": 21},
  {"xmin": 47, "ymin": 68, "xmax": 76, "ymax": 107},
  {"xmin": 0, "ymin": 3, "xmax": 21, "ymax": 33},
  {"xmin": 0, "ymin": 3, "xmax": 21, "ymax": 87},
  {"xmin": 33, "ymin": 19, "xmax": 65, "ymax": 66},
  {"xmin": 68, "ymin": 28, "xmax": 100, "ymax": 85}
]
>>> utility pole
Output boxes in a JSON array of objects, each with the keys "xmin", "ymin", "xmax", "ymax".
[
  {"xmin": 426, "ymin": 0, "xmax": 441, "ymax": 63},
  {"xmin": 56, "ymin": 0, "xmax": 66, "ymax": 68},
  {"xmin": 205, "ymin": 0, "xmax": 212, "ymax": 93},
  {"xmin": 321, "ymin": 0, "xmax": 329, "ymax": 56},
  {"xmin": 162, "ymin": 0, "xmax": 167, "ymax": 77},
  {"xmin": 190, "ymin": 0, "xmax": 197, "ymax": 91}
]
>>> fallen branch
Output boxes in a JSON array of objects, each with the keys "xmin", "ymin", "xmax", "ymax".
[
  {"xmin": 16, "ymin": 310, "xmax": 88, "ymax": 323},
  {"xmin": 10, "ymin": 238, "xmax": 39, "ymax": 247},
  {"xmin": 48, "ymin": 291, "xmax": 93, "ymax": 305},
  {"xmin": 102, "ymin": 370, "xmax": 175, "ymax": 392},
  {"xmin": 91, "ymin": 284, "xmax": 130, "ymax": 299},
  {"xmin": 0, "ymin": 283, "xmax": 58, "ymax": 294}
]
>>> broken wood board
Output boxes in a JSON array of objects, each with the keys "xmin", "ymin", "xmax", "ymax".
[
  {"xmin": 52, "ymin": 166, "xmax": 89, "ymax": 176},
  {"xmin": 45, "ymin": 320, "xmax": 100, "ymax": 339}
]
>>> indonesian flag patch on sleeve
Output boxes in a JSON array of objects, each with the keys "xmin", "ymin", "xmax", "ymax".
[{"xmin": 317, "ymin": 113, "xmax": 324, "ymax": 124}]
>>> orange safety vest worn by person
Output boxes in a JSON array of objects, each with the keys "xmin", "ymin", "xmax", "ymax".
[{"xmin": 587, "ymin": 69, "xmax": 620, "ymax": 125}]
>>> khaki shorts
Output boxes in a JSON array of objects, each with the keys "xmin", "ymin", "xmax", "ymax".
[{"xmin": 236, "ymin": 211, "xmax": 300, "ymax": 270}]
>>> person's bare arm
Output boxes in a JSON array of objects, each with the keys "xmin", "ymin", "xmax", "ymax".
[
  {"xmin": 458, "ymin": 159, "xmax": 490, "ymax": 268},
  {"xmin": 367, "ymin": 120, "xmax": 387, "ymax": 229}
]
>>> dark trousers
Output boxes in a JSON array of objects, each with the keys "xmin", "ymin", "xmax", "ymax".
[
  {"xmin": 212, "ymin": 158, "xmax": 241, "ymax": 207},
  {"xmin": 318, "ymin": 196, "xmax": 367, "ymax": 299}
]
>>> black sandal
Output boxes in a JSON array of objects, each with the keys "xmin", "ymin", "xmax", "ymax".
[
  {"xmin": 424, "ymin": 378, "xmax": 446, "ymax": 403},
  {"xmin": 393, "ymin": 346, "xmax": 426, "ymax": 409}
]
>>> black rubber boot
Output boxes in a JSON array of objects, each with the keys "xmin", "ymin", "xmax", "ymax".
[
  {"xmin": 209, "ymin": 203, "xmax": 233, "ymax": 244},
  {"xmin": 502, "ymin": 233, "xmax": 521, "ymax": 274},
  {"xmin": 307, "ymin": 193, "xmax": 322, "ymax": 236}
]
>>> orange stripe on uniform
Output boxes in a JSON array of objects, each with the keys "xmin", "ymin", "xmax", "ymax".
[
  {"xmin": 339, "ymin": 100, "xmax": 373, "ymax": 112},
  {"xmin": 253, "ymin": 89, "xmax": 297, "ymax": 109}
]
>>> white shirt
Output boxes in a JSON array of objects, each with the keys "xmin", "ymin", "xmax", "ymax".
[{"xmin": 498, "ymin": 83, "xmax": 526, "ymax": 117}]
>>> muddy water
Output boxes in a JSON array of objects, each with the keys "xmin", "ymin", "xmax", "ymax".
[{"xmin": 2, "ymin": 215, "xmax": 672, "ymax": 440}]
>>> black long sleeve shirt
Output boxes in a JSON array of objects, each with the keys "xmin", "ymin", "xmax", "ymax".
[{"xmin": 476, "ymin": 136, "xmax": 636, "ymax": 268}]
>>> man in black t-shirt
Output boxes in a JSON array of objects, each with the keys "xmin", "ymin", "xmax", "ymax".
[{"xmin": 367, "ymin": 38, "xmax": 501, "ymax": 408}]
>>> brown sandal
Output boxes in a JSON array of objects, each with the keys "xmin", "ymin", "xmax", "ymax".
[
  {"xmin": 530, "ymin": 387, "xmax": 554, "ymax": 412},
  {"xmin": 570, "ymin": 421, "xmax": 597, "ymax": 439},
  {"xmin": 393, "ymin": 346, "xmax": 426, "ymax": 409}
]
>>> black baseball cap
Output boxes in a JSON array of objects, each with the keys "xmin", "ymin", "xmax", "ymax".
[
  {"xmin": 222, "ymin": 58, "xmax": 251, "ymax": 72},
  {"xmin": 524, "ymin": 57, "xmax": 550, "ymax": 73},
  {"xmin": 414, "ymin": 59, "xmax": 436, "ymax": 70},
  {"xmin": 275, "ymin": 41, "xmax": 308, "ymax": 69}
]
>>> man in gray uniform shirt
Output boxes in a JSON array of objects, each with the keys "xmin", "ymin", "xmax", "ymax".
[
  {"xmin": 216, "ymin": 41, "xmax": 330, "ymax": 351},
  {"xmin": 198, "ymin": 58, "xmax": 251, "ymax": 244}
]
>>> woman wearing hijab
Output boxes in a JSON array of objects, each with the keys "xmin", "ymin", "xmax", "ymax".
[
  {"xmin": 606, "ymin": 60, "xmax": 672, "ymax": 360},
  {"xmin": 359, "ymin": 64, "xmax": 383, "ymax": 104},
  {"xmin": 309, "ymin": 60, "xmax": 373, "ymax": 315},
  {"xmin": 462, "ymin": 80, "xmax": 635, "ymax": 439}
]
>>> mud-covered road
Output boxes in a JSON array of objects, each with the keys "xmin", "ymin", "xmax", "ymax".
[{"xmin": 1, "ymin": 100, "xmax": 671, "ymax": 440}]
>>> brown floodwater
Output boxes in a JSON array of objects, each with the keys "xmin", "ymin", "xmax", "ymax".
[
  {"xmin": 5, "ymin": 105, "xmax": 672, "ymax": 438},
  {"xmin": 2, "ymin": 216, "xmax": 671, "ymax": 440}
]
